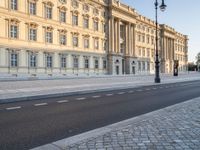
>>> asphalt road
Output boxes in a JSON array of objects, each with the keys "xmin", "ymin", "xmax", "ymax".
[{"xmin": 0, "ymin": 80, "xmax": 200, "ymax": 150}]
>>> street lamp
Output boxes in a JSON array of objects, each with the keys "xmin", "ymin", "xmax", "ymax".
[{"xmin": 154, "ymin": 0, "xmax": 167, "ymax": 83}]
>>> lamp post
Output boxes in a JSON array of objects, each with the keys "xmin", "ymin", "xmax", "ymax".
[{"xmin": 154, "ymin": 0, "xmax": 167, "ymax": 83}]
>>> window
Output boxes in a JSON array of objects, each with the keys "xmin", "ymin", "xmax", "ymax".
[
  {"xmin": 103, "ymin": 41, "xmax": 106, "ymax": 51},
  {"xmin": 120, "ymin": 25, "xmax": 125, "ymax": 39},
  {"xmin": 151, "ymin": 49, "xmax": 154, "ymax": 57},
  {"xmin": 120, "ymin": 42, "xmax": 125, "ymax": 53},
  {"xmin": 147, "ymin": 49, "xmax": 150, "ymax": 57},
  {"xmin": 103, "ymin": 60, "xmax": 107, "ymax": 69},
  {"xmin": 142, "ymin": 35, "xmax": 145, "ymax": 42},
  {"xmin": 138, "ymin": 34, "xmax": 141, "ymax": 42},
  {"xmin": 151, "ymin": 36, "xmax": 154, "ymax": 45},
  {"xmin": 10, "ymin": 25, "xmax": 18, "ymax": 39},
  {"xmin": 93, "ymin": 8, "xmax": 99, "ymax": 15},
  {"xmin": 60, "ymin": 11, "xmax": 66, "ymax": 22},
  {"xmin": 45, "ymin": 5, "xmax": 52, "ymax": 19},
  {"xmin": 72, "ymin": 0, "xmax": 78, "ymax": 8},
  {"xmin": 142, "ymin": 62, "xmax": 145, "ymax": 71},
  {"xmin": 45, "ymin": 32, "xmax": 53, "ymax": 43},
  {"xmin": 73, "ymin": 36, "xmax": 78, "ymax": 47},
  {"xmin": 139, "ymin": 48, "xmax": 142, "ymax": 56},
  {"xmin": 147, "ymin": 62, "xmax": 150, "ymax": 71},
  {"xmin": 94, "ymin": 59, "xmax": 99, "ymax": 69},
  {"xmin": 29, "ymin": 53, "xmax": 37, "ymax": 67},
  {"xmin": 46, "ymin": 55, "xmax": 52, "ymax": 68},
  {"xmin": 73, "ymin": 57, "xmax": 79, "ymax": 68},
  {"xmin": 142, "ymin": 48, "xmax": 145, "ymax": 57},
  {"xmin": 84, "ymin": 58, "xmax": 89, "ymax": 69},
  {"xmin": 83, "ymin": 18, "xmax": 89, "ymax": 28},
  {"xmin": 10, "ymin": 53, "xmax": 18, "ymax": 67},
  {"xmin": 60, "ymin": 34, "xmax": 66, "ymax": 45},
  {"xmin": 147, "ymin": 36, "xmax": 150, "ymax": 44},
  {"xmin": 29, "ymin": 28, "xmax": 37, "ymax": 41},
  {"xmin": 94, "ymin": 39, "xmax": 99, "ymax": 50},
  {"xmin": 60, "ymin": 56, "xmax": 67, "ymax": 68},
  {"xmin": 11, "ymin": 0, "xmax": 17, "ymax": 10},
  {"xmin": 29, "ymin": 2, "xmax": 36, "ymax": 15},
  {"xmin": 84, "ymin": 38, "xmax": 89, "ymax": 48},
  {"xmin": 83, "ymin": 4, "xmax": 89, "ymax": 12},
  {"xmin": 72, "ymin": 15, "xmax": 78, "ymax": 26},
  {"xmin": 94, "ymin": 21, "xmax": 98, "ymax": 31},
  {"xmin": 138, "ymin": 61, "xmax": 141, "ymax": 71}
]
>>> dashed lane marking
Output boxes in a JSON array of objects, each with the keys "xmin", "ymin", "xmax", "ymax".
[
  {"xmin": 57, "ymin": 100, "xmax": 69, "ymax": 103},
  {"xmin": 76, "ymin": 97, "xmax": 86, "ymax": 101},
  {"xmin": 106, "ymin": 94, "xmax": 113, "ymax": 96},
  {"xmin": 34, "ymin": 103, "xmax": 48, "ymax": 106},
  {"xmin": 145, "ymin": 88, "xmax": 150, "ymax": 91},
  {"xmin": 117, "ymin": 92, "xmax": 125, "ymax": 95},
  {"xmin": 128, "ymin": 91, "xmax": 134, "ymax": 93},
  {"xmin": 6, "ymin": 106, "xmax": 21, "ymax": 110},
  {"xmin": 152, "ymin": 88, "xmax": 157, "ymax": 90},
  {"xmin": 92, "ymin": 95, "xmax": 101, "ymax": 98}
]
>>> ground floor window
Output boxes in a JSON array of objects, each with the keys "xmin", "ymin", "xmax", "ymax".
[
  {"xmin": 138, "ymin": 61, "xmax": 141, "ymax": 71},
  {"xmin": 103, "ymin": 60, "xmax": 107, "ymax": 69},
  {"xmin": 46, "ymin": 55, "xmax": 53, "ymax": 68},
  {"xmin": 84, "ymin": 58, "xmax": 89, "ymax": 69},
  {"xmin": 73, "ymin": 57, "xmax": 79, "ymax": 69},
  {"xmin": 30, "ymin": 53, "xmax": 37, "ymax": 68},
  {"xmin": 60, "ymin": 56, "xmax": 67, "ymax": 68},
  {"xmin": 94, "ymin": 59, "xmax": 99, "ymax": 69},
  {"xmin": 10, "ymin": 52, "xmax": 18, "ymax": 67}
]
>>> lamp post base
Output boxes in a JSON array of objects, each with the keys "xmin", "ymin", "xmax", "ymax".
[{"xmin": 155, "ymin": 77, "xmax": 161, "ymax": 83}]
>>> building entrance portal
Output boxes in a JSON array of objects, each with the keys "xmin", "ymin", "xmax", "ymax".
[
  {"xmin": 122, "ymin": 59, "xmax": 125, "ymax": 74},
  {"xmin": 132, "ymin": 66, "xmax": 135, "ymax": 74},
  {"xmin": 116, "ymin": 66, "xmax": 119, "ymax": 75}
]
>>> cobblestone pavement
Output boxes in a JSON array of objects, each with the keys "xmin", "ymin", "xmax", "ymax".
[{"xmin": 44, "ymin": 97, "xmax": 200, "ymax": 150}]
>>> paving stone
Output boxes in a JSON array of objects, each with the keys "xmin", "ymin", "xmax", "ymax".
[{"xmin": 65, "ymin": 98, "xmax": 200, "ymax": 150}]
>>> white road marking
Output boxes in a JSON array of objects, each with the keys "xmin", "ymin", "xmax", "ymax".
[
  {"xmin": 159, "ymin": 87, "xmax": 163, "ymax": 89},
  {"xmin": 152, "ymin": 88, "xmax": 157, "ymax": 90},
  {"xmin": 145, "ymin": 88, "xmax": 150, "ymax": 91},
  {"xmin": 76, "ymin": 97, "xmax": 86, "ymax": 101},
  {"xmin": 165, "ymin": 86, "xmax": 169, "ymax": 88},
  {"xmin": 34, "ymin": 103, "xmax": 47, "ymax": 106},
  {"xmin": 92, "ymin": 95, "xmax": 101, "ymax": 98},
  {"xmin": 128, "ymin": 91, "xmax": 134, "ymax": 93},
  {"xmin": 118, "ymin": 92, "xmax": 125, "ymax": 95},
  {"xmin": 106, "ymin": 94, "xmax": 113, "ymax": 96},
  {"xmin": 57, "ymin": 100, "xmax": 69, "ymax": 103},
  {"xmin": 6, "ymin": 106, "xmax": 21, "ymax": 110}
]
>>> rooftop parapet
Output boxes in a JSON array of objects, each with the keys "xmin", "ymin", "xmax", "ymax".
[{"xmin": 111, "ymin": 0, "xmax": 137, "ymax": 15}]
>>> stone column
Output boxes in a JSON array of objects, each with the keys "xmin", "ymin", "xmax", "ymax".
[
  {"xmin": 114, "ymin": 19, "xmax": 117, "ymax": 53},
  {"xmin": 132, "ymin": 24, "xmax": 136, "ymax": 57},
  {"xmin": 117, "ymin": 19, "xmax": 121, "ymax": 53},
  {"xmin": 111, "ymin": 17, "xmax": 115, "ymax": 53},
  {"xmin": 128, "ymin": 23, "xmax": 131, "ymax": 55},
  {"xmin": 125, "ymin": 23, "xmax": 129, "ymax": 55}
]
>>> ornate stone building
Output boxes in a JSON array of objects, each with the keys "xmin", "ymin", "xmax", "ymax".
[{"xmin": 0, "ymin": 0, "xmax": 188, "ymax": 77}]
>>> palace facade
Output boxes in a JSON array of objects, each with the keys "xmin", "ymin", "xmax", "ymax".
[{"xmin": 0, "ymin": 0, "xmax": 188, "ymax": 77}]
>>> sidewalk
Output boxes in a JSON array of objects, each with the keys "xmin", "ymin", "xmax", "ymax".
[
  {"xmin": 32, "ymin": 97, "xmax": 200, "ymax": 150},
  {"xmin": 0, "ymin": 73, "xmax": 200, "ymax": 103}
]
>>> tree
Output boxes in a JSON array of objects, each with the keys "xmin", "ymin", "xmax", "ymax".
[{"xmin": 196, "ymin": 52, "xmax": 200, "ymax": 71}]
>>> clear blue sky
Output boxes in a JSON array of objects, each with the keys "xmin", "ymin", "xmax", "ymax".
[{"xmin": 122, "ymin": 0, "xmax": 200, "ymax": 62}]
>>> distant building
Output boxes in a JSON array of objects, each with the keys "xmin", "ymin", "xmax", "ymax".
[{"xmin": 0, "ymin": 0, "xmax": 188, "ymax": 77}]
